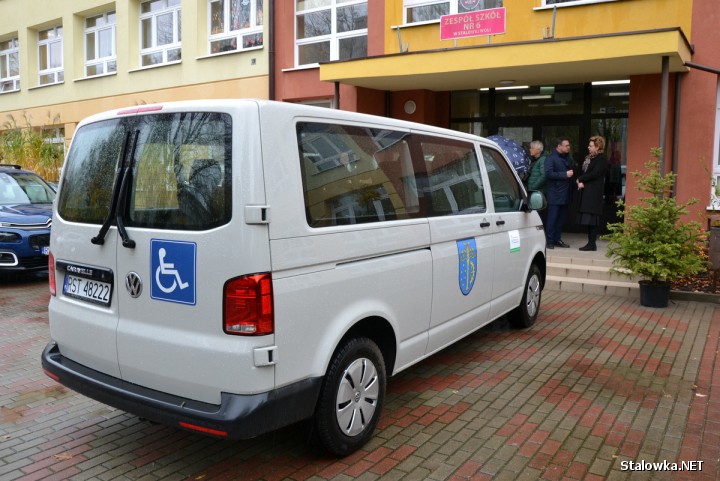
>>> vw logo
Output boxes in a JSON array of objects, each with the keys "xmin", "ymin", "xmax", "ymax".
[{"xmin": 125, "ymin": 272, "xmax": 143, "ymax": 298}]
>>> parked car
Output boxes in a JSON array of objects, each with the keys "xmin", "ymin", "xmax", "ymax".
[{"xmin": 0, "ymin": 164, "xmax": 55, "ymax": 272}]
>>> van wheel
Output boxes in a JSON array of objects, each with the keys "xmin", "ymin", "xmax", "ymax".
[
  {"xmin": 315, "ymin": 337, "xmax": 386, "ymax": 456},
  {"xmin": 508, "ymin": 264, "xmax": 542, "ymax": 329}
]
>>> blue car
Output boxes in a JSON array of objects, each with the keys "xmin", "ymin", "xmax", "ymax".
[{"xmin": 0, "ymin": 164, "xmax": 56, "ymax": 272}]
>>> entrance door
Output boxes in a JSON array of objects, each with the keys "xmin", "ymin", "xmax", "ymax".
[{"xmin": 498, "ymin": 122, "xmax": 584, "ymax": 233}]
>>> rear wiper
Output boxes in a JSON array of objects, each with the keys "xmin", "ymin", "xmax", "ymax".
[
  {"xmin": 115, "ymin": 143, "xmax": 137, "ymax": 249},
  {"xmin": 91, "ymin": 131, "xmax": 137, "ymax": 247}
]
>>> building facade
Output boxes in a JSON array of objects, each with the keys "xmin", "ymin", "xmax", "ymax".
[
  {"xmin": 275, "ymin": 0, "xmax": 720, "ymax": 229},
  {"xmin": 0, "ymin": 0, "xmax": 269, "ymax": 160},
  {"xmin": 2, "ymin": 0, "xmax": 720, "ymax": 229}
]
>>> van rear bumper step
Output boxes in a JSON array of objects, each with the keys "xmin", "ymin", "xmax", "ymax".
[{"xmin": 41, "ymin": 342, "xmax": 322, "ymax": 439}]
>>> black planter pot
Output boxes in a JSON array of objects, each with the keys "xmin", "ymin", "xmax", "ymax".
[{"xmin": 639, "ymin": 281, "xmax": 671, "ymax": 308}]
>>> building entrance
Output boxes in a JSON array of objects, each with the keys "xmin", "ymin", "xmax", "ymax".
[{"xmin": 450, "ymin": 82, "xmax": 628, "ymax": 234}]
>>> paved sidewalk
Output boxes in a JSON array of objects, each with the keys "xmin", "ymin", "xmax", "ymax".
[{"xmin": 1, "ymin": 276, "xmax": 718, "ymax": 481}]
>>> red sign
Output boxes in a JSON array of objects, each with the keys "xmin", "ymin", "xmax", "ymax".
[{"xmin": 440, "ymin": 7, "xmax": 506, "ymax": 41}]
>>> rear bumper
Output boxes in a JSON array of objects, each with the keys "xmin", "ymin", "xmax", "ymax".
[{"xmin": 41, "ymin": 341, "xmax": 322, "ymax": 439}]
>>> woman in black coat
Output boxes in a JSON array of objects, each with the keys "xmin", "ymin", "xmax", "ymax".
[{"xmin": 576, "ymin": 135, "xmax": 608, "ymax": 251}]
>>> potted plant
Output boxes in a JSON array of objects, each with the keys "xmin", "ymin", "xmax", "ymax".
[{"xmin": 604, "ymin": 148, "xmax": 706, "ymax": 307}]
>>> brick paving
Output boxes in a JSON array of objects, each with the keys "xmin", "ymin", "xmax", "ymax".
[{"xmin": 1, "ymin": 274, "xmax": 719, "ymax": 481}]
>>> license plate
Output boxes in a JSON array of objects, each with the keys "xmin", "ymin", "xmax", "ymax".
[{"xmin": 63, "ymin": 274, "xmax": 112, "ymax": 306}]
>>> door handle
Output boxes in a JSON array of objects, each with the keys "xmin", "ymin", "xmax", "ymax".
[
  {"xmin": 480, "ymin": 221, "xmax": 491, "ymax": 228},
  {"xmin": 496, "ymin": 220, "xmax": 506, "ymax": 226}
]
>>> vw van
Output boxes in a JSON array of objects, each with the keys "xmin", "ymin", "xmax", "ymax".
[{"xmin": 42, "ymin": 100, "xmax": 547, "ymax": 455}]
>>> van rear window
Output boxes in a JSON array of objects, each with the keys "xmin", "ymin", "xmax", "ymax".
[{"xmin": 58, "ymin": 112, "xmax": 232, "ymax": 230}]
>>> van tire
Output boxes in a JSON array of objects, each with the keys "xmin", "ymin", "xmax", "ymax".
[
  {"xmin": 315, "ymin": 337, "xmax": 386, "ymax": 456},
  {"xmin": 508, "ymin": 264, "xmax": 542, "ymax": 329}
]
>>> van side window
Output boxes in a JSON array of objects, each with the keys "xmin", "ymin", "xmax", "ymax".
[
  {"xmin": 297, "ymin": 122, "xmax": 418, "ymax": 227},
  {"xmin": 297, "ymin": 123, "xmax": 489, "ymax": 226},
  {"xmin": 481, "ymin": 146, "xmax": 523, "ymax": 212},
  {"xmin": 418, "ymin": 136, "xmax": 486, "ymax": 216}
]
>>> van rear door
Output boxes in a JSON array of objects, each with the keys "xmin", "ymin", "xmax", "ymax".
[
  {"xmin": 51, "ymin": 117, "xmax": 127, "ymax": 378},
  {"xmin": 53, "ymin": 103, "xmax": 275, "ymax": 406}
]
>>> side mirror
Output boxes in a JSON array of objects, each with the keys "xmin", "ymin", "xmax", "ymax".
[{"xmin": 528, "ymin": 191, "xmax": 547, "ymax": 211}]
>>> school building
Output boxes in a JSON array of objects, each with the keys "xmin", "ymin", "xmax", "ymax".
[{"xmin": 2, "ymin": 0, "xmax": 719, "ymax": 229}]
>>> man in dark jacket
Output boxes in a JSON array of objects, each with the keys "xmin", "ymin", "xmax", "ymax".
[{"xmin": 543, "ymin": 137, "xmax": 574, "ymax": 248}]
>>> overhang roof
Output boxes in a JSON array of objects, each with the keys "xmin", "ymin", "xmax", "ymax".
[{"xmin": 319, "ymin": 28, "xmax": 692, "ymax": 91}]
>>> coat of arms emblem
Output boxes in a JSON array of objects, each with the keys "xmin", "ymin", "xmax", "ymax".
[
  {"xmin": 457, "ymin": 238, "xmax": 478, "ymax": 296},
  {"xmin": 459, "ymin": 0, "xmax": 482, "ymax": 11}
]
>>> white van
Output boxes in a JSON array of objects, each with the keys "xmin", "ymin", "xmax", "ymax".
[{"xmin": 42, "ymin": 100, "xmax": 547, "ymax": 455}]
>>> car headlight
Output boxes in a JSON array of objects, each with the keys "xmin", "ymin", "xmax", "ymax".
[{"xmin": 0, "ymin": 232, "xmax": 21, "ymax": 242}]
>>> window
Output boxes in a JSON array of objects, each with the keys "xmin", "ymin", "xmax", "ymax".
[
  {"xmin": 404, "ymin": 0, "xmax": 503, "ymax": 24},
  {"xmin": 422, "ymin": 138, "xmax": 485, "ymax": 215},
  {"xmin": 712, "ymin": 84, "xmax": 720, "ymax": 210},
  {"xmin": 59, "ymin": 113, "xmax": 232, "ymax": 230},
  {"xmin": 209, "ymin": 0, "xmax": 264, "ymax": 54},
  {"xmin": 297, "ymin": 122, "xmax": 487, "ymax": 226},
  {"xmin": 295, "ymin": 0, "xmax": 367, "ymax": 66},
  {"xmin": 0, "ymin": 38, "xmax": 19, "ymax": 93},
  {"xmin": 481, "ymin": 146, "xmax": 522, "ymax": 212},
  {"xmin": 140, "ymin": 0, "xmax": 182, "ymax": 67},
  {"xmin": 85, "ymin": 12, "xmax": 117, "ymax": 77},
  {"xmin": 38, "ymin": 27, "xmax": 63, "ymax": 86}
]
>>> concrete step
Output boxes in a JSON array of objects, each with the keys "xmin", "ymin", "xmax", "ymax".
[
  {"xmin": 547, "ymin": 260, "xmax": 639, "ymax": 283},
  {"xmin": 546, "ymin": 253, "xmax": 640, "ymax": 297},
  {"xmin": 545, "ymin": 274, "xmax": 639, "ymax": 298}
]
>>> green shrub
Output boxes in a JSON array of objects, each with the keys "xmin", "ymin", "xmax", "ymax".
[{"xmin": 604, "ymin": 148, "xmax": 706, "ymax": 284}]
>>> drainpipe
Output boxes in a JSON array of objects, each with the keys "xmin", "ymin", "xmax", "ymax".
[
  {"xmin": 672, "ymin": 73, "xmax": 681, "ymax": 196},
  {"xmin": 658, "ymin": 56, "xmax": 669, "ymax": 174},
  {"xmin": 268, "ymin": 0, "xmax": 275, "ymax": 100},
  {"xmin": 334, "ymin": 81, "xmax": 340, "ymax": 109}
]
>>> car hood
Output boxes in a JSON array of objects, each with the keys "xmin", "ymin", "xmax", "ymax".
[{"xmin": 0, "ymin": 203, "xmax": 53, "ymax": 225}]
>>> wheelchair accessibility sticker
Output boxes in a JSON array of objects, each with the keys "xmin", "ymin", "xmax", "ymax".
[
  {"xmin": 150, "ymin": 239, "xmax": 196, "ymax": 305},
  {"xmin": 457, "ymin": 238, "xmax": 477, "ymax": 296}
]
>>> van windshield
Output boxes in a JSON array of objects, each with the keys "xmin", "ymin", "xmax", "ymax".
[{"xmin": 58, "ymin": 112, "xmax": 232, "ymax": 230}]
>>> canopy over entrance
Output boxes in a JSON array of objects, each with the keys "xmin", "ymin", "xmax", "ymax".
[{"xmin": 319, "ymin": 28, "xmax": 692, "ymax": 91}]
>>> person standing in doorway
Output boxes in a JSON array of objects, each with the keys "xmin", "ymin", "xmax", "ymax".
[
  {"xmin": 544, "ymin": 137, "xmax": 574, "ymax": 249},
  {"xmin": 576, "ymin": 135, "xmax": 608, "ymax": 251}
]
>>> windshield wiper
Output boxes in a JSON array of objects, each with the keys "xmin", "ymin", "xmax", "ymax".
[{"xmin": 91, "ymin": 131, "xmax": 137, "ymax": 248}]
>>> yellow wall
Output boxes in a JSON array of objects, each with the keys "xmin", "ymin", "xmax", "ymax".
[
  {"xmin": 0, "ymin": 0, "xmax": 269, "ymax": 135},
  {"xmin": 384, "ymin": 0, "xmax": 693, "ymax": 54}
]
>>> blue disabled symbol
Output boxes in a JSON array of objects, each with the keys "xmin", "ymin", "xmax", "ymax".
[{"xmin": 150, "ymin": 239, "xmax": 196, "ymax": 305}]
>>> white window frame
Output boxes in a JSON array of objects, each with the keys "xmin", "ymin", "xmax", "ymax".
[
  {"xmin": 0, "ymin": 38, "xmax": 20, "ymax": 93},
  {"xmin": 295, "ymin": 0, "xmax": 368, "ymax": 67},
  {"xmin": 208, "ymin": 0, "xmax": 264, "ymax": 55},
  {"xmin": 139, "ymin": 0, "xmax": 182, "ymax": 67},
  {"xmin": 710, "ymin": 82, "xmax": 720, "ymax": 210},
  {"xmin": 84, "ymin": 11, "xmax": 117, "ymax": 77},
  {"xmin": 43, "ymin": 126, "xmax": 67, "ymax": 158},
  {"xmin": 38, "ymin": 26, "xmax": 64, "ymax": 86},
  {"xmin": 402, "ymin": 0, "xmax": 503, "ymax": 25}
]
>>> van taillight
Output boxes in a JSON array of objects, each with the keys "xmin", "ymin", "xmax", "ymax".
[
  {"xmin": 49, "ymin": 252, "xmax": 56, "ymax": 296},
  {"xmin": 223, "ymin": 273, "xmax": 274, "ymax": 335}
]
